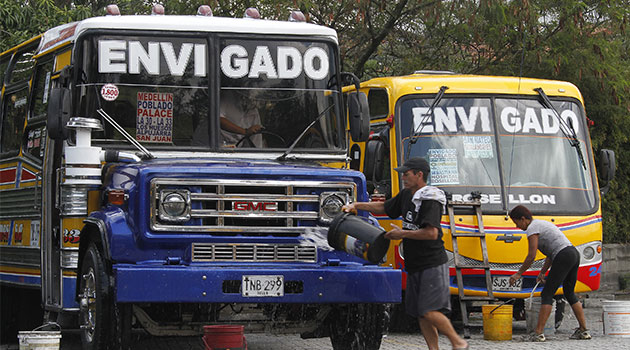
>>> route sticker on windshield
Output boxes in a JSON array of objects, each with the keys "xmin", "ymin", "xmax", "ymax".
[
  {"xmin": 136, "ymin": 92, "xmax": 173, "ymax": 143},
  {"xmin": 428, "ymin": 148, "xmax": 459, "ymax": 185},
  {"xmin": 463, "ymin": 136, "xmax": 493, "ymax": 159},
  {"xmin": 101, "ymin": 83, "xmax": 119, "ymax": 101}
]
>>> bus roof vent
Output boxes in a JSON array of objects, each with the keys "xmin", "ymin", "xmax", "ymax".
[
  {"xmin": 105, "ymin": 4, "xmax": 120, "ymax": 16},
  {"xmin": 413, "ymin": 70, "xmax": 456, "ymax": 75},
  {"xmin": 152, "ymin": 4, "xmax": 165, "ymax": 15},
  {"xmin": 197, "ymin": 5, "xmax": 213, "ymax": 16},
  {"xmin": 289, "ymin": 10, "xmax": 306, "ymax": 22},
  {"xmin": 244, "ymin": 7, "xmax": 261, "ymax": 19}
]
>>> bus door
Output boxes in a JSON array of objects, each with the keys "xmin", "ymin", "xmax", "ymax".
[{"xmin": 38, "ymin": 54, "xmax": 66, "ymax": 310}]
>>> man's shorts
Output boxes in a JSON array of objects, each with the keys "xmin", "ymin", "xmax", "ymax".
[{"xmin": 405, "ymin": 262, "xmax": 451, "ymax": 318}]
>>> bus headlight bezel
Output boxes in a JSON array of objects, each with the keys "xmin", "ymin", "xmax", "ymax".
[
  {"xmin": 319, "ymin": 192, "xmax": 348, "ymax": 223},
  {"xmin": 159, "ymin": 190, "xmax": 191, "ymax": 222},
  {"xmin": 577, "ymin": 241, "xmax": 602, "ymax": 265}
]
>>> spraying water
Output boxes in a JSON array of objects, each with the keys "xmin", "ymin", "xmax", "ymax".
[{"xmin": 299, "ymin": 227, "xmax": 334, "ymax": 251}]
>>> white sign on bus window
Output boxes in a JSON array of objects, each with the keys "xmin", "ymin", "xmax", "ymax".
[
  {"xmin": 136, "ymin": 92, "xmax": 173, "ymax": 143},
  {"xmin": 412, "ymin": 105, "xmax": 580, "ymax": 136},
  {"xmin": 220, "ymin": 45, "xmax": 329, "ymax": 80},
  {"xmin": 428, "ymin": 148, "xmax": 459, "ymax": 185}
]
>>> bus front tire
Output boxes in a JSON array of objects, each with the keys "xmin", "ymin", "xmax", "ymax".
[
  {"xmin": 79, "ymin": 243, "xmax": 112, "ymax": 350},
  {"xmin": 328, "ymin": 304, "xmax": 388, "ymax": 350}
]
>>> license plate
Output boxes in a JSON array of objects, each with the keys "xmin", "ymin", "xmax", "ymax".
[
  {"xmin": 492, "ymin": 276, "xmax": 522, "ymax": 291},
  {"xmin": 242, "ymin": 275, "xmax": 284, "ymax": 297}
]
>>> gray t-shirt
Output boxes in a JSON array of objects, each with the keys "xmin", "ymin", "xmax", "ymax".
[{"xmin": 526, "ymin": 219, "xmax": 572, "ymax": 260}]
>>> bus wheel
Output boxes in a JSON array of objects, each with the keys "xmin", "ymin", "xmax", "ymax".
[
  {"xmin": 79, "ymin": 243, "xmax": 112, "ymax": 350},
  {"xmin": 329, "ymin": 304, "xmax": 388, "ymax": 350}
]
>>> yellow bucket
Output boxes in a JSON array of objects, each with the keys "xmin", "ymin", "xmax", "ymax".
[{"xmin": 482, "ymin": 304, "xmax": 513, "ymax": 340}]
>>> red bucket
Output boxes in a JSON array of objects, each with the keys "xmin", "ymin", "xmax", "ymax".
[{"xmin": 202, "ymin": 325, "xmax": 247, "ymax": 350}]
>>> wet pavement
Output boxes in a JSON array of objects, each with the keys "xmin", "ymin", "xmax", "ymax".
[{"xmin": 3, "ymin": 292, "xmax": 629, "ymax": 349}]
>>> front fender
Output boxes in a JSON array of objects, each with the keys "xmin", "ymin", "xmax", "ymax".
[
  {"xmin": 76, "ymin": 207, "xmax": 134, "ymax": 299},
  {"xmin": 87, "ymin": 207, "xmax": 137, "ymax": 263}
]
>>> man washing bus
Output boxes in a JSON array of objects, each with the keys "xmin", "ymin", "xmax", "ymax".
[
  {"xmin": 508, "ymin": 205, "xmax": 591, "ymax": 342},
  {"xmin": 342, "ymin": 157, "xmax": 469, "ymax": 350}
]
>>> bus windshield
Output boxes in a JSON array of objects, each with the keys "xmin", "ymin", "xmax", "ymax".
[
  {"xmin": 76, "ymin": 34, "xmax": 342, "ymax": 152},
  {"xmin": 398, "ymin": 96, "xmax": 596, "ymax": 214}
]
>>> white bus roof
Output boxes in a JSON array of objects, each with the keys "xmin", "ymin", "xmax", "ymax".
[{"xmin": 37, "ymin": 15, "xmax": 338, "ymax": 55}]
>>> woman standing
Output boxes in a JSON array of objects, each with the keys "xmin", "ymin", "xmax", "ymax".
[{"xmin": 508, "ymin": 205, "xmax": 591, "ymax": 342}]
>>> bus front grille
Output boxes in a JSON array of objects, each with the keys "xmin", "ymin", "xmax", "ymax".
[{"xmin": 192, "ymin": 243, "xmax": 317, "ymax": 262}]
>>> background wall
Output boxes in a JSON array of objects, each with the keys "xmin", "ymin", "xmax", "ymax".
[{"xmin": 600, "ymin": 243, "xmax": 630, "ymax": 293}]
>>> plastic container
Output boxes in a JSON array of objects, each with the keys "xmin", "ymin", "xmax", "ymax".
[
  {"xmin": 327, "ymin": 212, "xmax": 389, "ymax": 263},
  {"xmin": 602, "ymin": 300, "xmax": 630, "ymax": 337},
  {"xmin": 202, "ymin": 325, "xmax": 247, "ymax": 350},
  {"xmin": 525, "ymin": 296, "xmax": 555, "ymax": 335},
  {"xmin": 482, "ymin": 304, "xmax": 513, "ymax": 340}
]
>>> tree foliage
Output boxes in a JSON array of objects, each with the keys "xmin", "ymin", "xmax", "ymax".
[{"xmin": 2, "ymin": 0, "xmax": 628, "ymax": 242}]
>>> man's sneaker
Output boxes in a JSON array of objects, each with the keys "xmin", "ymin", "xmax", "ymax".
[
  {"xmin": 570, "ymin": 328, "xmax": 592, "ymax": 340},
  {"xmin": 529, "ymin": 332, "xmax": 546, "ymax": 342}
]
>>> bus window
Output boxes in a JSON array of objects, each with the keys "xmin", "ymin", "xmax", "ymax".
[
  {"xmin": 76, "ymin": 34, "xmax": 206, "ymax": 148},
  {"xmin": 0, "ymin": 55, "xmax": 10, "ymax": 87},
  {"xmin": 23, "ymin": 124, "xmax": 46, "ymax": 162},
  {"xmin": 368, "ymin": 88, "xmax": 388, "ymax": 120},
  {"xmin": 1, "ymin": 88, "xmax": 28, "ymax": 156},
  {"xmin": 218, "ymin": 37, "xmax": 342, "ymax": 150},
  {"xmin": 22, "ymin": 60, "xmax": 54, "ymax": 162},
  {"xmin": 30, "ymin": 59, "xmax": 54, "ymax": 120},
  {"xmin": 9, "ymin": 48, "xmax": 37, "ymax": 85}
]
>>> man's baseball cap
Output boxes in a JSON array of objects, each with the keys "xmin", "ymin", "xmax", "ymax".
[{"xmin": 394, "ymin": 157, "xmax": 430, "ymax": 173}]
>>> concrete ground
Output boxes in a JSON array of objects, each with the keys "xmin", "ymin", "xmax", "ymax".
[{"xmin": 4, "ymin": 291, "xmax": 629, "ymax": 349}]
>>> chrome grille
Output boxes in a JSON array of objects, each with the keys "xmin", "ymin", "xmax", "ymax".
[
  {"xmin": 61, "ymin": 249, "xmax": 79, "ymax": 268},
  {"xmin": 150, "ymin": 178, "xmax": 355, "ymax": 235},
  {"xmin": 448, "ymin": 255, "xmax": 544, "ymax": 270},
  {"xmin": 192, "ymin": 243, "xmax": 317, "ymax": 262}
]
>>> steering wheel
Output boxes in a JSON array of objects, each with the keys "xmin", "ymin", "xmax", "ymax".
[{"xmin": 235, "ymin": 130, "xmax": 287, "ymax": 148}]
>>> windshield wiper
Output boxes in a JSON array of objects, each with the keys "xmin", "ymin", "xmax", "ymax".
[
  {"xmin": 276, "ymin": 104, "xmax": 335, "ymax": 161},
  {"xmin": 408, "ymin": 86, "xmax": 448, "ymax": 147},
  {"xmin": 534, "ymin": 88, "xmax": 586, "ymax": 170},
  {"xmin": 96, "ymin": 108, "xmax": 154, "ymax": 159},
  {"xmin": 89, "ymin": 79, "xmax": 154, "ymax": 160}
]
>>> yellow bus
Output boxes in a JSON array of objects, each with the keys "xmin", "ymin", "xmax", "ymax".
[{"xmin": 347, "ymin": 71, "xmax": 615, "ymax": 324}]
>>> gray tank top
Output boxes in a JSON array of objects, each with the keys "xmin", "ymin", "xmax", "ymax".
[{"xmin": 526, "ymin": 219, "xmax": 572, "ymax": 260}]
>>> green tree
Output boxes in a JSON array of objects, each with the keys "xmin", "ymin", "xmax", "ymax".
[{"xmin": 0, "ymin": 0, "xmax": 92, "ymax": 50}]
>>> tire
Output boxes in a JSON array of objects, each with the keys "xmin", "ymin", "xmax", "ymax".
[
  {"xmin": 329, "ymin": 304, "xmax": 389, "ymax": 350},
  {"xmin": 79, "ymin": 243, "xmax": 113, "ymax": 350}
]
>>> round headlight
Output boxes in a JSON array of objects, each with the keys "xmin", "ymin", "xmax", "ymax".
[
  {"xmin": 582, "ymin": 246, "xmax": 595, "ymax": 260},
  {"xmin": 322, "ymin": 195, "xmax": 344, "ymax": 218},
  {"xmin": 162, "ymin": 193, "xmax": 187, "ymax": 217}
]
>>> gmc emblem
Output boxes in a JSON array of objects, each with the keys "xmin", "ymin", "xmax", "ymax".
[{"xmin": 233, "ymin": 201, "xmax": 278, "ymax": 212}]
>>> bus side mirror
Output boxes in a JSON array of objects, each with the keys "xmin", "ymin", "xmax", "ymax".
[
  {"xmin": 348, "ymin": 91, "xmax": 369, "ymax": 142},
  {"xmin": 364, "ymin": 138, "xmax": 391, "ymax": 199},
  {"xmin": 598, "ymin": 149, "xmax": 615, "ymax": 195},
  {"xmin": 47, "ymin": 87, "xmax": 71, "ymax": 140},
  {"xmin": 364, "ymin": 139, "xmax": 386, "ymax": 183}
]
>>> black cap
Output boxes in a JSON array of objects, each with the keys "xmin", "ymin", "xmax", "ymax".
[{"xmin": 394, "ymin": 157, "xmax": 430, "ymax": 174}]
